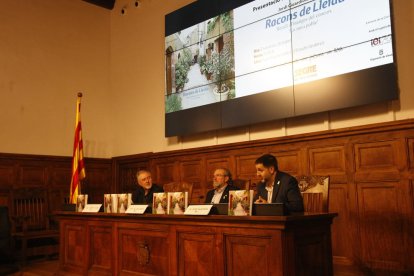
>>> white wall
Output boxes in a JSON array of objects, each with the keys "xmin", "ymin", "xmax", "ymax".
[
  {"xmin": 0, "ymin": 0, "xmax": 413, "ymax": 158},
  {"xmin": 0, "ymin": 0, "xmax": 113, "ymax": 157},
  {"xmin": 110, "ymin": 0, "xmax": 414, "ymax": 157}
]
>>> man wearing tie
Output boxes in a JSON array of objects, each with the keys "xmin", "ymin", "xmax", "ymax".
[
  {"xmin": 254, "ymin": 154, "xmax": 304, "ymax": 212},
  {"xmin": 205, "ymin": 168, "xmax": 239, "ymax": 204}
]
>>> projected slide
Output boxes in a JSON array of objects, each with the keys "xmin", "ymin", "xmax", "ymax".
[{"xmin": 164, "ymin": 0, "xmax": 397, "ymax": 137}]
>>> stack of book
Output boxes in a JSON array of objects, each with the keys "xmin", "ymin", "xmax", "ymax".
[{"xmin": 152, "ymin": 192, "xmax": 188, "ymax": 214}]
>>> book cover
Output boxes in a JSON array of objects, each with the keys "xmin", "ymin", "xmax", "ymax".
[
  {"xmin": 228, "ymin": 190, "xmax": 253, "ymax": 216},
  {"xmin": 168, "ymin": 192, "xmax": 188, "ymax": 215},
  {"xmin": 117, "ymin": 193, "xmax": 132, "ymax": 213},
  {"xmin": 76, "ymin": 194, "xmax": 88, "ymax": 212},
  {"xmin": 104, "ymin": 194, "xmax": 113, "ymax": 213},
  {"xmin": 153, "ymin": 192, "xmax": 168, "ymax": 214}
]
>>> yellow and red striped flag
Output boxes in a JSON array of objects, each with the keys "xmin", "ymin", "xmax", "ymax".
[{"xmin": 69, "ymin": 93, "xmax": 86, "ymax": 204}]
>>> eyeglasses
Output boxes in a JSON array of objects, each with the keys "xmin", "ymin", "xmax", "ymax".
[{"xmin": 214, "ymin": 174, "xmax": 227, "ymax": 177}]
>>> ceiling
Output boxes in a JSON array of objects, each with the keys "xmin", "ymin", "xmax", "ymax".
[{"xmin": 83, "ymin": 0, "xmax": 116, "ymax": 10}]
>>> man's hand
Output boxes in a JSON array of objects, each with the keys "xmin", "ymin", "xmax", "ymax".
[{"xmin": 255, "ymin": 196, "xmax": 268, "ymax": 204}]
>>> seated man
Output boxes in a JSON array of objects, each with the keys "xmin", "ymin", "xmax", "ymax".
[
  {"xmin": 132, "ymin": 169, "xmax": 164, "ymax": 204},
  {"xmin": 254, "ymin": 154, "xmax": 304, "ymax": 212},
  {"xmin": 205, "ymin": 168, "xmax": 239, "ymax": 204}
]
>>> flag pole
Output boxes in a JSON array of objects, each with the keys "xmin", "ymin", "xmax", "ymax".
[{"xmin": 69, "ymin": 92, "xmax": 86, "ymax": 204}]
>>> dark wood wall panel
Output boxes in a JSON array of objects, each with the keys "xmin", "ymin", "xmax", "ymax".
[
  {"xmin": 329, "ymin": 184, "xmax": 352, "ymax": 265},
  {"xmin": 357, "ymin": 182, "xmax": 407, "ymax": 270},
  {"xmin": 153, "ymin": 160, "xmax": 177, "ymax": 184},
  {"xmin": 0, "ymin": 165, "xmax": 15, "ymax": 187},
  {"xmin": 0, "ymin": 154, "xmax": 112, "ymax": 212},
  {"xmin": 234, "ymin": 153, "xmax": 261, "ymax": 187},
  {"xmin": 19, "ymin": 165, "xmax": 47, "ymax": 187},
  {"xmin": 2, "ymin": 119, "xmax": 414, "ymax": 274},
  {"xmin": 309, "ymin": 145, "xmax": 346, "ymax": 175},
  {"xmin": 89, "ymin": 224, "xmax": 113, "ymax": 274},
  {"xmin": 354, "ymin": 140, "xmax": 402, "ymax": 182},
  {"xmin": 50, "ymin": 165, "xmax": 72, "ymax": 188},
  {"xmin": 110, "ymin": 119, "xmax": 414, "ymax": 274},
  {"xmin": 82, "ymin": 159, "xmax": 112, "ymax": 204},
  {"xmin": 407, "ymin": 138, "xmax": 414, "ymax": 171},
  {"xmin": 273, "ymin": 150, "xmax": 301, "ymax": 175},
  {"xmin": 178, "ymin": 231, "xmax": 217, "ymax": 275}
]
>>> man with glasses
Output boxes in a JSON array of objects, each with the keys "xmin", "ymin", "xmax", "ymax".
[{"xmin": 205, "ymin": 168, "xmax": 239, "ymax": 204}]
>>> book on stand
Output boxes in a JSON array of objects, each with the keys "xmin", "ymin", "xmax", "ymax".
[
  {"xmin": 153, "ymin": 192, "xmax": 168, "ymax": 214},
  {"xmin": 104, "ymin": 194, "xmax": 114, "ymax": 213},
  {"xmin": 76, "ymin": 194, "xmax": 88, "ymax": 212},
  {"xmin": 168, "ymin": 192, "xmax": 188, "ymax": 215},
  {"xmin": 117, "ymin": 193, "xmax": 132, "ymax": 213},
  {"xmin": 228, "ymin": 190, "xmax": 253, "ymax": 216}
]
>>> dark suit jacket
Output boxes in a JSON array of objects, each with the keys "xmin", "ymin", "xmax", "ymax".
[
  {"xmin": 254, "ymin": 171, "xmax": 304, "ymax": 212},
  {"xmin": 205, "ymin": 184, "xmax": 240, "ymax": 203},
  {"xmin": 132, "ymin": 184, "xmax": 164, "ymax": 204}
]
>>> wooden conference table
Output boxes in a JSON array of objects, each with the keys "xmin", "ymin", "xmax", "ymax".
[{"xmin": 55, "ymin": 211, "xmax": 336, "ymax": 276}]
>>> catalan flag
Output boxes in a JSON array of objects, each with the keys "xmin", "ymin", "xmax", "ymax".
[{"xmin": 69, "ymin": 93, "xmax": 86, "ymax": 204}]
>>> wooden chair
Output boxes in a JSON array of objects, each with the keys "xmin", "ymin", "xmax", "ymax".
[
  {"xmin": 10, "ymin": 188, "xmax": 59, "ymax": 264},
  {"xmin": 297, "ymin": 175, "xmax": 330, "ymax": 212},
  {"xmin": 0, "ymin": 206, "xmax": 20, "ymax": 275},
  {"xmin": 163, "ymin": 182, "xmax": 193, "ymax": 202}
]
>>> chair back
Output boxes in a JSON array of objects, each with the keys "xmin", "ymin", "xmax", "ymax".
[
  {"xmin": 163, "ymin": 182, "xmax": 193, "ymax": 202},
  {"xmin": 0, "ymin": 206, "xmax": 13, "ymax": 260},
  {"xmin": 11, "ymin": 188, "xmax": 51, "ymax": 232},
  {"xmin": 297, "ymin": 175, "xmax": 330, "ymax": 212},
  {"xmin": 0, "ymin": 206, "xmax": 18, "ymax": 271}
]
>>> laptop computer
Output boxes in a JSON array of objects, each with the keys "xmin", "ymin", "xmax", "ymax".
[{"xmin": 253, "ymin": 203, "xmax": 287, "ymax": 216}]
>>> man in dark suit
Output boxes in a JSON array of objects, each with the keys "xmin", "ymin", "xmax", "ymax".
[
  {"xmin": 205, "ymin": 168, "xmax": 239, "ymax": 203},
  {"xmin": 132, "ymin": 169, "xmax": 164, "ymax": 204},
  {"xmin": 254, "ymin": 154, "xmax": 304, "ymax": 212}
]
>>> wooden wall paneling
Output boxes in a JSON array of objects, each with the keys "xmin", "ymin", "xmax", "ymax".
[
  {"xmin": 356, "ymin": 181, "xmax": 407, "ymax": 271},
  {"xmin": 82, "ymin": 159, "xmax": 112, "ymax": 204},
  {"xmin": 329, "ymin": 184, "xmax": 353, "ymax": 265},
  {"xmin": 308, "ymin": 145, "xmax": 347, "ymax": 177},
  {"xmin": 224, "ymin": 230, "xmax": 281, "ymax": 275},
  {"xmin": 307, "ymin": 142, "xmax": 353, "ymax": 265},
  {"xmin": 117, "ymin": 224, "xmax": 169, "ymax": 275},
  {"xmin": 407, "ymin": 137, "xmax": 414, "ymax": 172},
  {"xmin": 409, "ymin": 179, "xmax": 414, "ymax": 271},
  {"xmin": 401, "ymin": 179, "xmax": 414, "ymax": 272},
  {"xmin": 0, "ymin": 163, "xmax": 16, "ymax": 206},
  {"xmin": 354, "ymin": 140, "xmax": 402, "ymax": 182},
  {"xmin": 179, "ymin": 158, "xmax": 205, "ymax": 203},
  {"xmin": 48, "ymin": 162, "xmax": 72, "ymax": 211},
  {"xmin": 18, "ymin": 163, "xmax": 47, "ymax": 187},
  {"xmin": 60, "ymin": 222, "xmax": 88, "ymax": 274},
  {"xmin": 88, "ymin": 222, "xmax": 113, "ymax": 275},
  {"xmin": 272, "ymin": 149, "xmax": 302, "ymax": 176},
  {"xmin": 0, "ymin": 164, "xmax": 16, "ymax": 188},
  {"xmin": 177, "ymin": 229, "xmax": 219, "ymax": 275},
  {"xmin": 49, "ymin": 164, "xmax": 72, "ymax": 189},
  {"xmin": 234, "ymin": 153, "xmax": 263, "ymax": 190},
  {"xmin": 0, "ymin": 192, "xmax": 9, "ymax": 206},
  {"xmin": 152, "ymin": 158, "xmax": 178, "ymax": 185}
]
